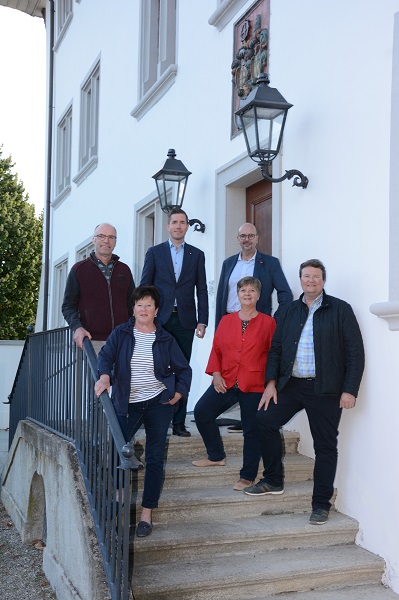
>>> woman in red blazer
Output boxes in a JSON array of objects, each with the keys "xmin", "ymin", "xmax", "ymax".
[{"xmin": 193, "ymin": 276, "xmax": 276, "ymax": 490}]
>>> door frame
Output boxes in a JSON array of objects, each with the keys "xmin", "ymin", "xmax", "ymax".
[{"xmin": 214, "ymin": 151, "xmax": 284, "ymax": 284}]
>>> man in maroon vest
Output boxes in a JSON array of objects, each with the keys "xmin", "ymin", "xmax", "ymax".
[{"xmin": 62, "ymin": 223, "xmax": 135, "ymax": 352}]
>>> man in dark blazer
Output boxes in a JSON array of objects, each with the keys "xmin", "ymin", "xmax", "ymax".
[
  {"xmin": 215, "ymin": 222, "xmax": 292, "ymax": 432},
  {"xmin": 215, "ymin": 223, "xmax": 292, "ymax": 330},
  {"xmin": 140, "ymin": 208, "xmax": 209, "ymax": 436}
]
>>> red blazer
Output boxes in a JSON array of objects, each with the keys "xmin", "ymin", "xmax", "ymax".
[{"xmin": 206, "ymin": 312, "xmax": 276, "ymax": 393}]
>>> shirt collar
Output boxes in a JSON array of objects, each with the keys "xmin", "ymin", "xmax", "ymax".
[
  {"xmin": 169, "ymin": 239, "xmax": 185, "ymax": 250},
  {"xmin": 90, "ymin": 251, "xmax": 117, "ymax": 267},
  {"xmin": 238, "ymin": 250, "xmax": 257, "ymax": 262},
  {"xmin": 302, "ymin": 292, "xmax": 324, "ymax": 310}
]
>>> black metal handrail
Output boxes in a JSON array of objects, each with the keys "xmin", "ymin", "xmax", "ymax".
[{"xmin": 6, "ymin": 328, "xmax": 141, "ymax": 600}]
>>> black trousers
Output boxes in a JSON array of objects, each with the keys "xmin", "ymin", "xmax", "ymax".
[
  {"xmin": 256, "ymin": 377, "xmax": 342, "ymax": 511},
  {"xmin": 194, "ymin": 385, "xmax": 262, "ymax": 480},
  {"xmin": 163, "ymin": 311, "xmax": 194, "ymax": 427}
]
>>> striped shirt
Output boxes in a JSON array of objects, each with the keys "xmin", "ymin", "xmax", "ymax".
[
  {"xmin": 292, "ymin": 293, "xmax": 323, "ymax": 378},
  {"xmin": 129, "ymin": 329, "xmax": 167, "ymax": 403}
]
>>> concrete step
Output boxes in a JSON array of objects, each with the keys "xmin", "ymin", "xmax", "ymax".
[
  {"xmin": 132, "ymin": 543, "xmax": 385, "ymax": 599},
  {"xmin": 248, "ymin": 584, "xmax": 399, "ymax": 599},
  {"xmin": 132, "ymin": 452, "xmax": 314, "ymax": 491},
  {"xmin": 136, "ymin": 480, "xmax": 333, "ymax": 524},
  {"xmin": 129, "ymin": 419, "xmax": 396, "ymax": 600},
  {"xmin": 133, "ymin": 427, "xmax": 300, "ymax": 460},
  {"xmin": 132, "ymin": 511, "xmax": 358, "ymax": 565}
]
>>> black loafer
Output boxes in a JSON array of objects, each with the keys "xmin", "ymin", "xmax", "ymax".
[
  {"xmin": 173, "ymin": 424, "xmax": 191, "ymax": 437},
  {"xmin": 136, "ymin": 521, "xmax": 153, "ymax": 537}
]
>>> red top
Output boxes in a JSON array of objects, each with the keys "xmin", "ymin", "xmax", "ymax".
[{"xmin": 206, "ymin": 312, "xmax": 276, "ymax": 392}]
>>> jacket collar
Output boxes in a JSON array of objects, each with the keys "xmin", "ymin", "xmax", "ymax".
[
  {"xmin": 89, "ymin": 251, "xmax": 119, "ymax": 266},
  {"xmin": 119, "ymin": 317, "xmax": 170, "ymax": 340},
  {"xmin": 299, "ymin": 289, "xmax": 329, "ymax": 308}
]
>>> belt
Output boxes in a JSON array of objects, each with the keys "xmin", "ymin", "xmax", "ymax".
[
  {"xmin": 291, "ymin": 376, "xmax": 315, "ymax": 381},
  {"xmin": 172, "ymin": 306, "xmax": 178, "ymax": 312}
]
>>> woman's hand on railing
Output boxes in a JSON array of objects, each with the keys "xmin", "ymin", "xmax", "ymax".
[{"xmin": 95, "ymin": 375, "xmax": 111, "ymax": 397}]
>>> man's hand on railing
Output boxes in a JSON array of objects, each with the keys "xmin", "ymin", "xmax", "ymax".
[
  {"xmin": 74, "ymin": 326, "xmax": 92, "ymax": 349},
  {"xmin": 95, "ymin": 374, "xmax": 111, "ymax": 397}
]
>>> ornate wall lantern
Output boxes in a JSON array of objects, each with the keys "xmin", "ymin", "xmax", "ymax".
[
  {"xmin": 235, "ymin": 73, "xmax": 309, "ymax": 188},
  {"xmin": 152, "ymin": 150, "xmax": 205, "ymax": 232}
]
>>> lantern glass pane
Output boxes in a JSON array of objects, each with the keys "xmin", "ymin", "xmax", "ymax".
[
  {"xmin": 241, "ymin": 109, "xmax": 258, "ymax": 155},
  {"xmin": 155, "ymin": 175, "xmax": 186, "ymax": 209},
  {"xmin": 256, "ymin": 109, "xmax": 284, "ymax": 155},
  {"xmin": 155, "ymin": 178, "xmax": 166, "ymax": 209},
  {"xmin": 240, "ymin": 105, "xmax": 285, "ymax": 159}
]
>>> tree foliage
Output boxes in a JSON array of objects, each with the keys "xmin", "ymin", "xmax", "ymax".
[{"xmin": 0, "ymin": 147, "xmax": 43, "ymax": 340}]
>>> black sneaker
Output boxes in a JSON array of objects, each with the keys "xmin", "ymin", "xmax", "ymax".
[
  {"xmin": 227, "ymin": 423, "xmax": 243, "ymax": 433},
  {"xmin": 244, "ymin": 480, "xmax": 284, "ymax": 495},
  {"xmin": 309, "ymin": 508, "xmax": 329, "ymax": 525}
]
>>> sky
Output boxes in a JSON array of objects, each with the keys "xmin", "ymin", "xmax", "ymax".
[{"xmin": 0, "ymin": 6, "xmax": 46, "ymax": 215}]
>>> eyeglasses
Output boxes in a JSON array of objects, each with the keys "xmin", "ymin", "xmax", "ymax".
[
  {"xmin": 94, "ymin": 234, "xmax": 117, "ymax": 241},
  {"xmin": 238, "ymin": 234, "xmax": 256, "ymax": 240}
]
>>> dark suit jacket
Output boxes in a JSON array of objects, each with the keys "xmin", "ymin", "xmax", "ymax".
[
  {"xmin": 140, "ymin": 241, "xmax": 209, "ymax": 329},
  {"xmin": 215, "ymin": 251, "xmax": 292, "ymax": 329}
]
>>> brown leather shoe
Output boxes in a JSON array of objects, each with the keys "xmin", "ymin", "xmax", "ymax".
[
  {"xmin": 233, "ymin": 478, "xmax": 254, "ymax": 491},
  {"xmin": 192, "ymin": 458, "xmax": 226, "ymax": 467}
]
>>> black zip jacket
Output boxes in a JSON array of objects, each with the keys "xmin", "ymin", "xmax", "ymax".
[{"xmin": 265, "ymin": 291, "xmax": 365, "ymax": 397}]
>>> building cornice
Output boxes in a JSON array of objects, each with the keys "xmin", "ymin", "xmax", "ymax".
[{"xmin": 0, "ymin": 0, "xmax": 46, "ymax": 19}]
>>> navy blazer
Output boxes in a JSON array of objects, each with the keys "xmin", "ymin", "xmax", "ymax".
[
  {"xmin": 215, "ymin": 251, "xmax": 293, "ymax": 329},
  {"xmin": 140, "ymin": 241, "xmax": 209, "ymax": 329}
]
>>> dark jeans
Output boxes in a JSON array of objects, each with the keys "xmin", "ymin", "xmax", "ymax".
[
  {"xmin": 117, "ymin": 393, "xmax": 174, "ymax": 509},
  {"xmin": 256, "ymin": 377, "xmax": 342, "ymax": 511},
  {"xmin": 194, "ymin": 384, "xmax": 262, "ymax": 481},
  {"xmin": 163, "ymin": 312, "xmax": 195, "ymax": 427}
]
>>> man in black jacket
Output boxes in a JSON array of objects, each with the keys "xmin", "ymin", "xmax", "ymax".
[{"xmin": 244, "ymin": 259, "xmax": 365, "ymax": 525}]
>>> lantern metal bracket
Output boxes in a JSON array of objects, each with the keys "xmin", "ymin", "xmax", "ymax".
[
  {"xmin": 260, "ymin": 162, "xmax": 309, "ymax": 189},
  {"xmin": 161, "ymin": 206, "xmax": 206, "ymax": 233},
  {"xmin": 188, "ymin": 218, "xmax": 206, "ymax": 233}
]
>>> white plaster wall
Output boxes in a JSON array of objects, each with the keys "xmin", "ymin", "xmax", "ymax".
[
  {"xmin": 268, "ymin": 2, "xmax": 399, "ymax": 593},
  {"xmin": 41, "ymin": 0, "xmax": 399, "ymax": 591},
  {"xmin": 0, "ymin": 341, "xmax": 24, "ymax": 429}
]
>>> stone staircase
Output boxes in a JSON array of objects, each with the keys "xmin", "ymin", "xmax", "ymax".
[{"xmin": 130, "ymin": 420, "xmax": 397, "ymax": 600}]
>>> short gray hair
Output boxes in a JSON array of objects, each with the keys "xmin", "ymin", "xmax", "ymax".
[{"xmin": 237, "ymin": 276, "xmax": 262, "ymax": 294}]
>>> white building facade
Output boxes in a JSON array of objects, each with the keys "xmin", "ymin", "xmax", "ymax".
[{"xmin": 2, "ymin": 0, "xmax": 399, "ymax": 593}]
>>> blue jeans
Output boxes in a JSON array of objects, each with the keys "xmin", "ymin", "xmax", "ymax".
[
  {"xmin": 256, "ymin": 378, "xmax": 342, "ymax": 511},
  {"xmin": 194, "ymin": 384, "xmax": 262, "ymax": 481},
  {"xmin": 117, "ymin": 393, "xmax": 174, "ymax": 509}
]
